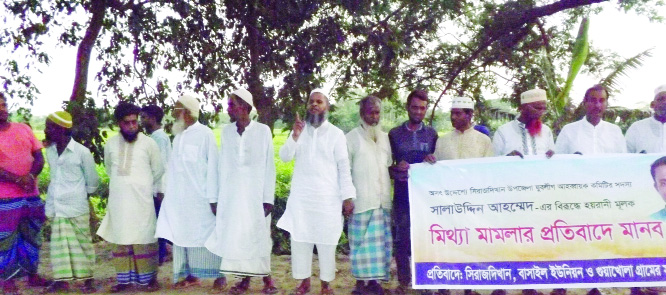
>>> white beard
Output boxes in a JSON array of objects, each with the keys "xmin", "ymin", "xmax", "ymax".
[
  {"xmin": 172, "ymin": 115, "xmax": 187, "ymax": 135},
  {"xmin": 361, "ymin": 120, "xmax": 381, "ymax": 142}
]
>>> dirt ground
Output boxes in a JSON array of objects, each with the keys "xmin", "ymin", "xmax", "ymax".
[{"xmin": 12, "ymin": 241, "xmax": 636, "ymax": 295}]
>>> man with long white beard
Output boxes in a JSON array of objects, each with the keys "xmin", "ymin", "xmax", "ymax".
[
  {"xmin": 346, "ymin": 96, "xmax": 392, "ymax": 295},
  {"xmin": 97, "ymin": 101, "xmax": 164, "ymax": 292},
  {"xmin": 492, "ymin": 88, "xmax": 555, "ymax": 158},
  {"xmin": 277, "ymin": 89, "xmax": 355, "ymax": 295},
  {"xmin": 155, "ymin": 94, "xmax": 226, "ymax": 292}
]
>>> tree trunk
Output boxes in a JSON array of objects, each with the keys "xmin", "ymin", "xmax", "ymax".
[
  {"xmin": 245, "ymin": 2, "xmax": 276, "ymax": 131},
  {"xmin": 70, "ymin": 0, "xmax": 106, "ymax": 102}
]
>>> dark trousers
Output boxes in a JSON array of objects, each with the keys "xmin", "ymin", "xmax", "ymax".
[
  {"xmin": 394, "ymin": 210, "xmax": 412, "ymax": 285},
  {"xmin": 154, "ymin": 198, "xmax": 168, "ymax": 264}
]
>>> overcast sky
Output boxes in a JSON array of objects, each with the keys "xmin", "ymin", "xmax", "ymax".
[{"xmin": 11, "ymin": 3, "xmax": 666, "ymax": 116}]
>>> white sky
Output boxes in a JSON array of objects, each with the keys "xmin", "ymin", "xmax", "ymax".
[{"xmin": 13, "ymin": 3, "xmax": 666, "ymax": 116}]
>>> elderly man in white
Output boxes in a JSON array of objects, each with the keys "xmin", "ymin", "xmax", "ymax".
[
  {"xmin": 205, "ymin": 88, "xmax": 278, "ymax": 294},
  {"xmin": 493, "ymin": 89, "xmax": 555, "ymax": 158},
  {"xmin": 277, "ymin": 88, "xmax": 355, "ymax": 295},
  {"xmin": 345, "ymin": 95, "xmax": 392, "ymax": 295},
  {"xmin": 625, "ymin": 84, "xmax": 666, "ymax": 153},
  {"xmin": 155, "ymin": 94, "xmax": 226, "ymax": 292},
  {"xmin": 555, "ymin": 84, "xmax": 626, "ymax": 155}
]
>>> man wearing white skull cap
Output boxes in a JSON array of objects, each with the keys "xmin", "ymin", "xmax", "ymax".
[
  {"xmin": 625, "ymin": 84, "xmax": 666, "ymax": 153},
  {"xmin": 492, "ymin": 89, "xmax": 555, "ymax": 158},
  {"xmin": 435, "ymin": 96, "xmax": 493, "ymax": 160},
  {"xmin": 155, "ymin": 94, "xmax": 226, "ymax": 291}
]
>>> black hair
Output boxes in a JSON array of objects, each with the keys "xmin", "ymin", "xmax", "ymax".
[
  {"xmin": 114, "ymin": 101, "xmax": 141, "ymax": 121},
  {"xmin": 651, "ymin": 156, "xmax": 666, "ymax": 181},
  {"xmin": 406, "ymin": 89, "xmax": 429, "ymax": 107},
  {"xmin": 141, "ymin": 105, "xmax": 165, "ymax": 124}
]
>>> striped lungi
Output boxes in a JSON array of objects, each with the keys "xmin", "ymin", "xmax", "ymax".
[
  {"xmin": 173, "ymin": 246, "xmax": 223, "ymax": 282},
  {"xmin": 111, "ymin": 243, "xmax": 159, "ymax": 285},
  {"xmin": 50, "ymin": 215, "xmax": 95, "ymax": 281},
  {"xmin": 349, "ymin": 208, "xmax": 392, "ymax": 281},
  {"xmin": 0, "ymin": 196, "xmax": 45, "ymax": 280}
]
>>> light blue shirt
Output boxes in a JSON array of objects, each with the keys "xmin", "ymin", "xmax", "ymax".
[
  {"xmin": 45, "ymin": 139, "xmax": 99, "ymax": 218},
  {"xmin": 149, "ymin": 128, "xmax": 171, "ymax": 194}
]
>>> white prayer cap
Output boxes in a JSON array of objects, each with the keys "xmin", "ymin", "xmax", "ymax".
[
  {"xmin": 451, "ymin": 96, "xmax": 474, "ymax": 109},
  {"xmin": 231, "ymin": 88, "xmax": 254, "ymax": 109},
  {"xmin": 177, "ymin": 94, "xmax": 200, "ymax": 119},
  {"xmin": 309, "ymin": 88, "xmax": 328, "ymax": 99},
  {"xmin": 655, "ymin": 85, "xmax": 666, "ymax": 97},
  {"xmin": 520, "ymin": 89, "xmax": 547, "ymax": 104}
]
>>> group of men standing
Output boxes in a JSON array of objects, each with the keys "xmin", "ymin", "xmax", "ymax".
[{"xmin": 1, "ymin": 82, "xmax": 666, "ymax": 295}]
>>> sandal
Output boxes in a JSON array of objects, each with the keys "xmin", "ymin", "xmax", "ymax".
[
  {"xmin": 209, "ymin": 278, "xmax": 228, "ymax": 294},
  {"xmin": 351, "ymin": 281, "xmax": 365, "ymax": 295},
  {"xmin": 262, "ymin": 285, "xmax": 279, "ymax": 294},
  {"xmin": 109, "ymin": 284, "xmax": 130, "ymax": 293},
  {"xmin": 42, "ymin": 281, "xmax": 70, "ymax": 293},
  {"xmin": 2, "ymin": 280, "xmax": 21, "ymax": 295},
  {"xmin": 174, "ymin": 278, "xmax": 201, "ymax": 289},
  {"xmin": 28, "ymin": 275, "xmax": 52, "ymax": 287},
  {"xmin": 290, "ymin": 283, "xmax": 311, "ymax": 295},
  {"xmin": 80, "ymin": 279, "xmax": 96, "ymax": 294},
  {"xmin": 230, "ymin": 279, "xmax": 251, "ymax": 295},
  {"xmin": 321, "ymin": 286, "xmax": 335, "ymax": 295},
  {"xmin": 142, "ymin": 280, "xmax": 161, "ymax": 293},
  {"xmin": 393, "ymin": 285, "xmax": 408, "ymax": 295}
]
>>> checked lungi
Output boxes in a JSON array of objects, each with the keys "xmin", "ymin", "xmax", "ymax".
[
  {"xmin": 0, "ymin": 196, "xmax": 45, "ymax": 280},
  {"xmin": 50, "ymin": 215, "xmax": 95, "ymax": 281},
  {"xmin": 172, "ymin": 246, "xmax": 223, "ymax": 282},
  {"xmin": 349, "ymin": 208, "xmax": 392, "ymax": 281},
  {"xmin": 111, "ymin": 243, "xmax": 159, "ymax": 285}
]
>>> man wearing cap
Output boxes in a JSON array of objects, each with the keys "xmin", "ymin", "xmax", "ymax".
[
  {"xmin": 0, "ymin": 93, "xmax": 48, "ymax": 294},
  {"xmin": 492, "ymin": 89, "xmax": 555, "ymax": 158},
  {"xmin": 555, "ymin": 84, "xmax": 626, "ymax": 155},
  {"xmin": 277, "ymin": 88, "xmax": 355, "ymax": 295},
  {"xmin": 625, "ymin": 85, "xmax": 666, "ymax": 153},
  {"xmin": 140, "ymin": 104, "xmax": 171, "ymax": 265},
  {"xmin": 388, "ymin": 89, "xmax": 438, "ymax": 295},
  {"xmin": 42, "ymin": 111, "xmax": 99, "ymax": 293},
  {"xmin": 155, "ymin": 94, "xmax": 226, "ymax": 291},
  {"xmin": 345, "ymin": 95, "xmax": 392, "ymax": 295},
  {"xmin": 205, "ymin": 88, "xmax": 278, "ymax": 294},
  {"xmin": 435, "ymin": 97, "xmax": 493, "ymax": 160},
  {"xmin": 97, "ymin": 101, "xmax": 164, "ymax": 292}
]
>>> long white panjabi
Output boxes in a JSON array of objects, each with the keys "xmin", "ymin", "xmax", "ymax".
[
  {"xmin": 435, "ymin": 127, "xmax": 494, "ymax": 160},
  {"xmin": 205, "ymin": 121, "xmax": 276, "ymax": 276},
  {"xmin": 97, "ymin": 133, "xmax": 164, "ymax": 245},
  {"xmin": 492, "ymin": 119, "xmax": 555, "ymax": 156},
  {"xmin": 276, "ymin": 121, "xmax": 356, "ymax": 245},
  {"xmin": 555, "ymin": 118, "xmax": 626, "ymax": 154},
  {"xmin": 155, "ymin": 122, "xmax": 219, "ymax": 247}
]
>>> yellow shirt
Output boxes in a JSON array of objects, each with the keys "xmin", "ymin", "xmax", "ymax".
[{"xmin": 434, "ymin": 127, "xmax": 494, "ymax": 160}]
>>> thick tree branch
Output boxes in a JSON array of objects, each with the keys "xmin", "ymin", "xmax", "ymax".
[{"xmin": 70, "ymin": 0, "xmax": 106, "ymax": 102}]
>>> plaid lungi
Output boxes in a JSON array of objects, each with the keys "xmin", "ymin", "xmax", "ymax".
[
  {"xmin": 50, "ymin": 215, "xmax": 95, "ymax": 281},
  {"xmin": 0, "ymin": 196, "xmax": 45, "ymax": 280},
  {"xmin": 111, "ymin": 243, "xmax": 159, "ymax": 285},
  {"xmin": 173, "ymin": 246, "xmax": 223, "ymax": 282},
  {"xmin": 349, "ymin": 208, "xmax": 392, "ymax": 281}
]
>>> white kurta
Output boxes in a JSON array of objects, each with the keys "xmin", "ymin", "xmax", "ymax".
[
  {"xmin": 492, "ymin": 119, "xmax": 555, "ymax": 156},
  {"xmin": 555, "ymin": 118, "xmax": 627, "ymax": 154},
  {"xmin": 346, "ymin": 125, "xmax": 392, "ymax": 214},
  {"xmin": 625, "ymin": 117, "xmax": 666, "ymax": 153},
  {"xmin": 435, "ymin": 127, "xmax": 494, "ymax": 160},
  {"xmin": 97, "ymin": 133, "xmax": 164, "ymax": 245},
  {"xmin": 155, "ymin": 122, "xmax": 219, "ymax": 247},
  {"xmin": 149, "ymin": 128, "xmax": 171, "ymax": 194},
  {"xmin": 205, "ymin": 121, "xmax": 275, "ymax": 261},
  {"xmin": 277, "ymin": 121, "xmax": 356, "ymax": 245}
]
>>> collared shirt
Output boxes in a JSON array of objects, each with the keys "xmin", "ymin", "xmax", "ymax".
[
  {"xmin": 45, "ymin": 139, "xmax": 99, "ymax": 218},
  {"xmin": 346, "ymin": 125, "xmax": 392, "ymax": 213},
  {"xmin": 155, "ymin": 122, "xmax": 219, "ymax": 247},
  {"xmin": 0, "ymin": 122, "xmax": 43, "ymax": 198},
  {"xmin": 277, "ymin": 121, "xmax": 356, "ymax": 245},
  {"xmin": 388, "ymin": 121, "xmax": 438, "ymax": 214},
  {"xmin": 149, "ymin": 128, "xmax": 171, "ymax": 194},
  {"xmin": 492, "ymin": 119, "xmax": 555, "ymax": 156},
  {"xmin": 435, "ymin": 127, "xmax": 494, "ymax": 160},
  {"xmin": 97, "ymin": 133, "xmax": 164, "ymax": 245},
  {"xmin": 555, "ymin": 118, "xmax": 626, "ymax": 154},
  {"xmin": 205, "ymin": 121, "xmax": 275, "ymax": 260},
  {"xmin": 625, "ymin": 117, "xmax": 666, "ymax": 153}
]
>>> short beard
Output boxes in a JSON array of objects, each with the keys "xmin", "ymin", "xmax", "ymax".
[
  {"xmin": 120, "ymin": 129, "xmax": 139, "ymax": 142},
  {"xmin": 361, "ymin": 120, "xmax": 381, "ymax": 142},
  {"xmin": 526, "ymin": 119, "xmax": 542, "ymax": 137},
  {"xmin": 172, "ymin": 114, "xmax": 187, "ymax": 135},
  {"xmin": 305, "ymin": 111, "xmax": 327, "ymax": 128}
]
